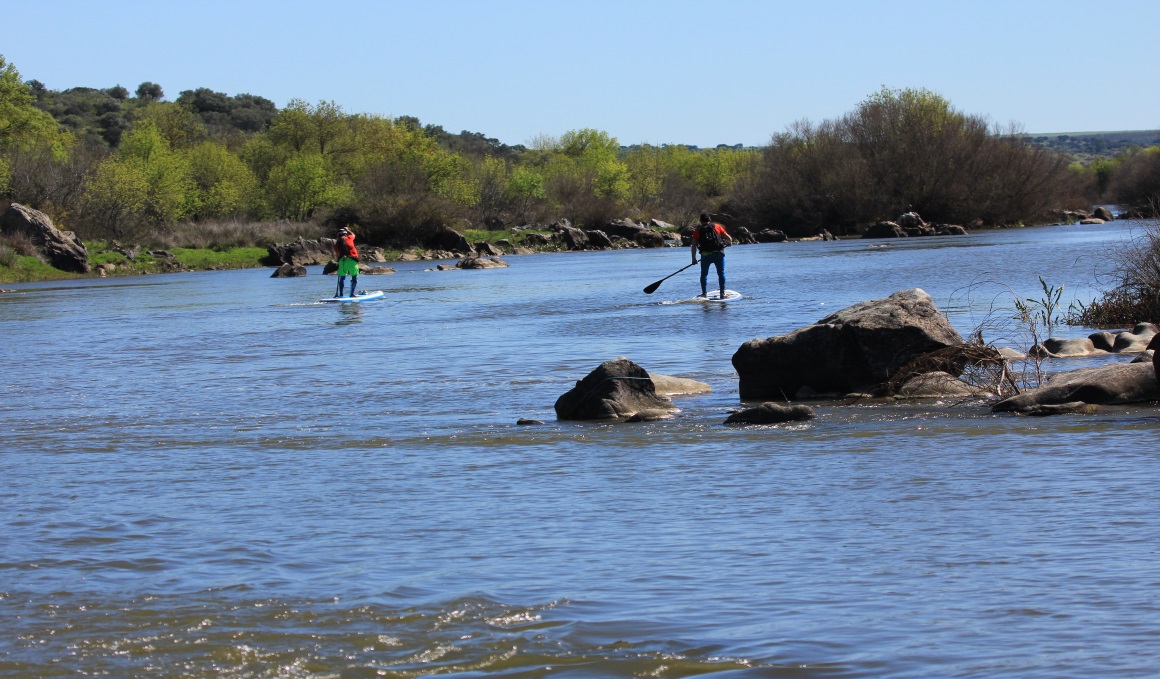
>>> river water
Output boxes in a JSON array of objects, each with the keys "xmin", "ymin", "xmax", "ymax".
[{"xmin": 2, "ymin": 222, "xmax": 1159, "ymax": 677}]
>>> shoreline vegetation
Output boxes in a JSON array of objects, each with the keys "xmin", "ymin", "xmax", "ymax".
[{"xmin": 2, "ymin": 52, "xmax": 1159, "ymax": 319}]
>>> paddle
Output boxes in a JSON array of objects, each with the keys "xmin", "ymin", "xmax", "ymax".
[{"xmin": 643, "ymin": 260, "xmax": 698, "ymax": 294}]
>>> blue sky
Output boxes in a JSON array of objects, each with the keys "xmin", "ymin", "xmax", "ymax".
[{"xmin": 5, "ymin": 0, "xmax": 1158, "ymax": 147}]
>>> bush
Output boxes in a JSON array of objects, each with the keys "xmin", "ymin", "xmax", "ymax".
[
  {"xmin": 737, "ymin": 88, "xmax": 1083, "ymax": 235},
  {"xmin": 1070, "ymin": 217, "xmax": 1160, "ymax": 326},
  {"xmin": 1108, "ymin": 149, "xmax": 1160, "ymax": 215}
]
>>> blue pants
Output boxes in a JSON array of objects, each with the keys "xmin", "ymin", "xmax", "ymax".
[{"xmin": 699, "ymin": 251, "xmax": 726, "ymax": 295}]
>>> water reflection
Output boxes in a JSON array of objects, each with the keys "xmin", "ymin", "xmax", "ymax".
[{"xmin": 335, "ymin": 304, "xmax": 363, "ymax": 325}]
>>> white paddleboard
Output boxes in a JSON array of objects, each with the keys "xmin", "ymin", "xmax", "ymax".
[
  {"xmin": 693, "ymin": 289, "xmax": 742, "ymax": 302},
  {"xmin": 319, "ymin": 290, "xmax": 385, "ymax": 303}
]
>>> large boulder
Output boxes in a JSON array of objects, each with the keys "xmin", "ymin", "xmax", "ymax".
[
  {"xmin": 862, "ymin": 221, "xmax": 907, "ymax": 239},
  {"xmin": 0, "ymin": 203, "xmax": 89, "ymax": 273},
  {"xmin": 456, "ymin": 256, "xmax": 508, "ymax": 269},
  {"xmin": 1092, "ymin": 206, "xmax": 1114, "ymax": 221},
  {"xmin": 602, "ymin": 218, "xmax": 649, "ymax": 240},
  {"xmin": 1112, "ymin": 322, "xmax": 1158, "ymax": 353},
  {"xmin": 633, "ymin": 230, "xmax": 667, "ymax": 248},
  {"xmin": 992, "ymin": 362, "xmax": 1159, "ymax": 411},
  {"xmin": 585, "ymin": 230, "xmax": 614, "ymax": 248},
  {"xmin": 265, "ymin": 237, "xmax": 335, "ymax": 266},
  {"xmin": 1151, "ymin": 334, "xmax": 1160, "ymax": 382},
  {"xmin": 429, "ymin": 228, "xmax": 474, "ymax": 254},
  {"xmin": 732, "ymin": 289, "xmax": 964, "ymax": 400},
  {"xmin": 270, "ymin": 263, "xmax": 307, "ymax": 278},
  {"xmin": 554, "ymin": 358, "xmax": 678, "ymax": 420},
  {"xmin": 556, "ymin": 225, "xmax": 590, "ymax": 250}
]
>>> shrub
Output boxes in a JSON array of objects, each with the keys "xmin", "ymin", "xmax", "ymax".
[{"xmin": 1069, "ymin": 216, "xmax": 1160, "ymax": 326}]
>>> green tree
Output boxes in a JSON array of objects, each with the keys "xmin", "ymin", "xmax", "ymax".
[
  {"xmin": 115, "ymin": 120, "xmax": 195, "ymax": 224},
  {"xmin": 186, "ymin": 140, "xmax": 259, "ymax": 218},
  {"xmin": 265, "ymin": 152, "xmax": 353, "ymax": 220},
  {"xmin": 0, "ymin": 54, "xmax": 70, "ymax": 157}
]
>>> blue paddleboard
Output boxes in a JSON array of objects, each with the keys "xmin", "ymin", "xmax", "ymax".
[
  {"xmin": 320, "ymin": 290, "xmax": 385, "ymax": 303},
  {"xmin": 694, "ymin": 289, "xmax": 742, "ymax": 302}
]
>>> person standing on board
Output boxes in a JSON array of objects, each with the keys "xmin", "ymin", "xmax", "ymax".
[
  {"xmin": 334, "ymin": 226, "xmax": 360, "ymax": 298},
  {"xmin": 690, "ymin": 212, "xmax": 733, "ymax": 298}
]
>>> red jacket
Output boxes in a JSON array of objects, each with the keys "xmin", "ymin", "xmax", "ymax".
[{"xmin": 334, "ymin": 233, "xmax": 358, "ymax": 259}]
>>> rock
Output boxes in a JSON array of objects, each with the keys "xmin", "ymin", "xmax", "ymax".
[
  {"xmin": 266, "ymin": 237, "xmax": 335, "ymax": 266},
  {"xmin": 363, "ymin": 266, "xmax": 396, "ymax": 275},
  {"xmin": 456, "ymin": 256, "xmax": 508, "ymax": 269},
  {"xmin": 992, "ymin": 362, "xmax": 1159, "ymax": 411},
  {"xmin": 270, "ymin": 263, "xmax": 307, "ymax": 278},
  {"xmin": 626, "ymin": 409, "xmax": 674, "ymax": 422},
  {"xmin": 516, "ymin": 418, "xmax": 544, "ymax": 426},
  {"xmin": 730, "ymin": 226, "xmax": 758, "ymax": 245},
  {"xmin": 397, "ymin": 252, "xmax": 423, "ymax": 261},
  {"xmin": 725, "ymin": 402, "xmax": 816, "ymax": 424},
  {"xmin": 585, "ymin": 230, "xmax": 614, "ymax": 248},
  {"xmin": 755, "ymin": 229, "xmax": 788, "ymax": 243},
  {"xmin": 862, "ymin": 221, "xmax": 907, "ymax": 239},
  {"xmin": 895, "ymin": 371, "xmax": 988, "ymax": 399},
  {"xmin": 601, "ymin": 218, "xmax": 648, "ymax": 240},
  {"xmin": 1112, "ymin": 322, "xmax": 1158, "ymax": 353},
  {"xmin": 633, "ymin": 230, "xmax": 667, "ymax": 248},
  {"xmin": 998, "ymin": 346, "xmax": 1027, "ymax": 360},
  {"xmin": 474, "ymin": 242, "xmax": 504, "ymax": 256},
  {"xmin": 556, "ymin": 226, "xmax": 590, "ymax": 250},
  {"xmin": 1092, "ymin": 207, "xmax": 1114, "ymax": 221},
  {"xmin": 732, "ymin": 289, "xmax": 965, "ymax": 400},
  {"xmin": 1130, "ymin": 349, "xmax": 1154, "ymax": 364},
  {"xmin": 904, "ymin": 226, "xmax": 936, "ymax": 237},
  {"xmin": 1151, "ymin": 334, "xmax": 1160, "ymax": 382},
  {"xmin": 1030, "ymin": 337, "xmax": 1100, "ymax": 358},
  {"xmin": 435, "ymin": 264, "xmax": 456, "ymax": 271},
  {"xmin": 1079, "ymin": 218, "xmax": 1105, "ymax": 225},
  {"xmin": 650, "ymin": 374, "xmax": 712, "ymax": 396},
  {"xmin": 1089, "ymin": 331, "xmax": 1118, "ymax": 351},
  {"xmin": 1020, "ymin": 402, "xmax": 1104, "ymax": 416},
  {"xmin": 495, "ymin": 239, "xmax": 514, "ymax": 250},
  {"xmin": 0, "ymin": 203, "xmax": 90, "ymax": 273},
  {"xmin": 897, "ymin": 212, "xmax": 926, "ymax": 229},
  {"xmin": 554, "ymin": 358, "xmax": 677, "ymax": 420},
  {"xmin": 935, "ymin": 224, "xmax": 969, "ymax": 236},
  {"xmin": 429, "ymin": 228, "xmax": 474, "ymax": 254},
  {"xmin": 483, "ymin": 216, "xmax": 505, "ymax": 230}
]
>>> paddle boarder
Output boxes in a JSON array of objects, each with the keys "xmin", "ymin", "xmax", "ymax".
[
  {"xmin": 691, "ymin": 212, "xmax": 732, "ymax": 298},
  {"xmin": 334, "ymin": 226, "xmax": 360, "ymax": 298}
]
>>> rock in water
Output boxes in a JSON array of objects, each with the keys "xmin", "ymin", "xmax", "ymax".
[{"xmin": 554, "ymin": 358, "xmax": 677, "ymax": 420}]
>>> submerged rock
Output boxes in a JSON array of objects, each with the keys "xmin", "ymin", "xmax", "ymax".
[
  {"xmin": 725, "ymin": 402, "xmax": 816, "ymax": 424},
  {"xmin": 894, "ymin": 371, "xmax": 989, "ymax": 399},
  {"xmin": 270, "ymin": 263, "xmax": 307, "ymax": 278}
]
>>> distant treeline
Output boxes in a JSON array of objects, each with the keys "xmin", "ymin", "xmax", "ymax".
[{"xmin": 2, "ymin": 53, "xmax": 1158, "ymax": 252}]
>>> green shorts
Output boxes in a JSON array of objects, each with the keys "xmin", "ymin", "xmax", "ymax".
[{"xmin": 337, "ymin": 256, "xmax": 359, "ymax": 277}]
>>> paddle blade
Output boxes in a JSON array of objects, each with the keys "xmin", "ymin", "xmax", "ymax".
[{"xmin": 643, "ymin": 280, "xmax": 662, "ymax": 294}]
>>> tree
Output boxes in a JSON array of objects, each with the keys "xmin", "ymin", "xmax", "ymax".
[
  {"xmin": 186, "ymin": 140, "xmax": 259, "ymax": 218},
  {"xmin": 115, "ymin": 120, "xmax": 194, "ymax": 224},
  {"xmin": 265, "ymin": 152, "xmax": 352, "ymax": 220},
  {"xmin": 0, "ymin": 54, "xmax": 69, "ymax": 156},
  {"xmin": 135, "ymin": 82, "xmax": 164, "ymax": 101}
]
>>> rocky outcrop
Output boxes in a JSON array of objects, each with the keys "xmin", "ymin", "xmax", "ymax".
[
  {"xmin": 725, "ymin": 402, "xmax": 816, "ymax": 424},
  {"xmin": 585, "ymin": 230, "xmax": 614, "ymax": 248},
  {"xmin": 935, "ymin": 224, "xmax": 969, "ymax": 236},
  {"xmin": 556, "ymin": 226, "xmax": 589, "ymax": 250},
  {"xmin": 1092, "ymin": 207, "xmax": 1114, "ymax": 221},
  {"xmin": 554, "ymin": 358, "xmax": 678, "ymax": 420},
  {"xmin": 992, "ymin": 362, "xmax": 1160, "ymax": 412},
  {"xmin": 0, "ymin": 203, "xmax": 89, "ymax": 273},
  {"xmin": 732, "ymin": 289, "xmax": 964, "ymax": 400},
  {"xmin": 634, "ymin": 230, "xmax": 666, "ymax": 248}
]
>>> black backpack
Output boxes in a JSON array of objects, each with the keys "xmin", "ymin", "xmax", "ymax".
[{"xmin": 698, "ymin": 222, "xmax": 726, "ymax": 253}]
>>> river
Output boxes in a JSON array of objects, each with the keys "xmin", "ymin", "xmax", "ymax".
[{"xmin": 2, "ymin": 221, "xmax": 1159, "ymax": 677}]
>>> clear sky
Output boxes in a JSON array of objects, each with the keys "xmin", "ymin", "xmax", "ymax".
[{"xmin": 4, "ymin": 0, "xmax": 1158, "ymax": 148}]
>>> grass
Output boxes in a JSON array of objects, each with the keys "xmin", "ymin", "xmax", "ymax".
[{"xmin": 0, "ymin": 243, "xmax": 273, "ymax": 284}]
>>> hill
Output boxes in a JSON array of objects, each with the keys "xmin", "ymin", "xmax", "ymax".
[{"xmin": 1025, "ymin": 129, "xmax": 1160, "ymax": 163}]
